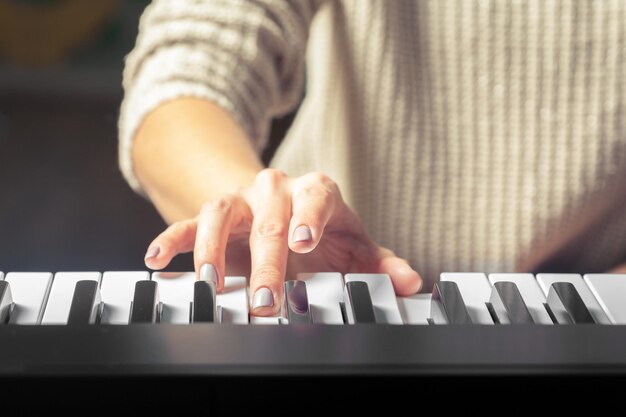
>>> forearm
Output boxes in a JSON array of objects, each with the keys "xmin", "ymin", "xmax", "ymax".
[{"xmin": 132, "ymin": 98, "xmax": 264, "ymax": 223}]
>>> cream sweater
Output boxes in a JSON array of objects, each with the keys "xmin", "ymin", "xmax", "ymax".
[{"xmin": 119, "ymin": 0, "xmax": 626, "ymax": 290}]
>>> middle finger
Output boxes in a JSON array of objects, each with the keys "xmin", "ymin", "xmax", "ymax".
[{"xmin": 247, "ymin": 169, "xmax": 292, "ymax": 316}]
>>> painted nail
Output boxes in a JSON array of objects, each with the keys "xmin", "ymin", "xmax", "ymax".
[
  {"xmin": 144, "ymin": 246, "xmax": 160, "ymax": 260},
  {"xmin": 292, "ymin": 225, "xmax": 312, "ymax": 243},
  {"xmin": 200, "ymin": 263, "xmax": 218, "ymax": 285},
  {"xmin": 253, "ymin": 287, "xmax": 274, "ymax": 310}
]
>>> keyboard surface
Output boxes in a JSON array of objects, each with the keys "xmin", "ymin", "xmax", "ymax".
[{"xmin": 0, "ymin": 271, "xmax": 625, "ymax": 376}]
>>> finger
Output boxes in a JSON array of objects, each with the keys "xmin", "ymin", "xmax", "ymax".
[
  {"xmin": 247, "ymin": 169, "xmax": 291, "ymax": 316},
  {"xmin": 288, "ymin": 172, "xmax": 340, "ymax": 253},
  {"xmin": 375, "ymin": 252, "xmax": 423, "ymax": 296},
  {"xmin": 144, "ymin": 219, "xmax": 197, "ymax": 270},
  {"xmin": 193, "ymin": 195, "xmax": 251, "ymax": 292},
  {"xmin": 354, "ymin": 244, "xmax": 423, "ymax": 296}
]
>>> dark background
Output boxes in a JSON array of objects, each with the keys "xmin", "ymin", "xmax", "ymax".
[{"xmin": 0, "ymin": 0, "xmax": 292, "ymax": 274}]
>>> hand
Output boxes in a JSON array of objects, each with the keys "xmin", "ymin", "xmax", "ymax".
[{"xmin": 143, "ymin": 168, "xmax": 422, "ymax": 316}]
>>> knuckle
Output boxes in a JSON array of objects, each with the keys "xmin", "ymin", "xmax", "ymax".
[
  {"xmin": 255, "ymin": 168, "xmax": 287, "ymax": 188},
  {"xmin": 201, "ymin": 195, "xmax": 235, "ymax": 215},
  {"xmin": 305, "ymin": 172, "xmax": 336, "ymax": 189},
  {"xmin": 254, "ymin": 221, "xmax": 288, "ymax": 239},
  {"xmin": 195, "ymin": 241, "xmax": 221, "ymax": 259},
  {"xmin": 301, "ymin": 172, "xmax": 341, "ymax": 200},
  {"xmin": 295, "ymin": 183, "xmax": 333, "ymax": 202},
  {"xmin": 252, "ymin": 264, "xmax": 283, "ymax": 284},
  {"xmin": 168, "ymin": 220, "xmax": 190, "ymax": 235}
]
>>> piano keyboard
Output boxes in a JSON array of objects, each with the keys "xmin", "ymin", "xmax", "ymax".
[
  {"xmin": 1, "ymin": 267, "xmax": 626, "ymax": 399},
  {"xmin": 1, "ymin": 270, "xmax": 624, "ymax": 326}
]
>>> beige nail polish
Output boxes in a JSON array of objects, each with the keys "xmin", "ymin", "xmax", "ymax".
[
  {"xmin": 200, "ymin": 263, "xmax": 218, "ymax": 285},
  {"xmin": 144, "ymin": 246, "xmax": 160, "ymax": 260},
  {"xmin": 293, "ymin": 225, "xmax": 312, "ymax": 243},
  {"xmin": 253, "ymin": 287, "xmax": 274, "ymax": 310}
]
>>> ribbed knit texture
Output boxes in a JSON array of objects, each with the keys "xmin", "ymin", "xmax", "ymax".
[{"xmin": 119, "ymin": 0, "xmax": 626, "ymax": 290}]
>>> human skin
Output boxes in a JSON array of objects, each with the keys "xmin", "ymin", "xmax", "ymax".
[{"xmin": 132, "ymin": 98, "xmax": 423, "ymax": 316}]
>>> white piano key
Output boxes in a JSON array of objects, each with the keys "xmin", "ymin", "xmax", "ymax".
[
  {"xmin": 488, "ymin": 273, "xmax": 552, "ymax": 324},
  {"xmin": 100, "ymin": 271, "xmax": 150, "ymax": 324},
  {"xmin": 440, "ymin": 272, "xmax": 493, "ymax": 324},
  {"xmin": 536, "ymin": 273, "xmax": 610, "ymax": 324},
  {"xmin": 217, "ymin": 276, "xmax": 249, "ymax": 324},
  {"xmin": 344, "ymin": 274, "xmax": 403, "ymax": 324},
  {"xmin": 297, "ymin": 273, "xmax": 344, "ymax": 324},
  {"xmin": 0, "ymin": 272, "xmax": 4, "ymax": 281},
  {"xmin": 41, "ymin": 272, "xmax": 101, "ymax": 325},
  {"xmin": 5, "ymin": 272, "xmax": 53, "ymax": 324},
  {"xmin": 152, "ymin": 272, "xmax": 195, "ymax": 324},
  {"xmin": 396, "ymin": 293, "xmax": 431, "ymax": 324},
  {"xmin": 583, "ymin": 274, "xmax": 626, "ymax": 324}
]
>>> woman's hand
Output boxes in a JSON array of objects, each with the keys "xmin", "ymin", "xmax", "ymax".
[{"xmin": 143, "ymin": 168, "xmax": 422, "ymax": 316}]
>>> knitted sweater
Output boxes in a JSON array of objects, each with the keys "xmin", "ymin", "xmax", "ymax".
[{"xmin": 119, "ymin": 0, "xmax": 626, "ymax": 290}]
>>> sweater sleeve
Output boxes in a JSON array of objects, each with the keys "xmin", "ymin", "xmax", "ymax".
[{"xmin": 118, "ymin": 0, "xmax": 324, "ymax": 194}]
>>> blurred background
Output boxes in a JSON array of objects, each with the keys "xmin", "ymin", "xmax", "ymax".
[{"xmin": 0, "ymin": 0, "xmax": 293, "ymax": 273}]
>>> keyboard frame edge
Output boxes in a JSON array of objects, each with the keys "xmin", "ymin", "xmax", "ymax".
[{"xmin": 0, "ymin": 324, "xmax": 625, "ymax": 376}]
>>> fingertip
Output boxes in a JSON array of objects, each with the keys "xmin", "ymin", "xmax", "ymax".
[
  {"xmin": 379, "ymin": 257, "xmax": 423, "ymax": 296},
  {"xmin": 144, "ymin": 258, "xmax": 166, "ymax": 271},
  {"xmin": 144, "ymin": 259, "xmax": 157, "ymax": 270},
  {"xmin": 392, "ymin": 271, "xmax": 422, "ymax": 296},
  {"xmin": 250, "ymin": 286, "xmax": 282, "ymax": 316},
  {"xmin": 144, "ymin": 244, "xmax": 176, "ymax": 271},
  {"xmin": 398, "ymin": 270, "xmax": 423, "ymax": 296},
  {"xmin": 289, "ymin": 224, "xmax": 316, "ymax": 253},
  {"xmin": 144, "ymin": 245, "xmax": 160, "ymax": 259},
  {"xmin": 196, "ymin": 263, "xmax": 226, "ymax": 293},
  {"xmin": 144, "ymin": 245, "xmax": 163, "ymax": 270}
]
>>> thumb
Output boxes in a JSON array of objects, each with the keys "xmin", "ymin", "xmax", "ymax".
[{"xmin": 375, "ymin": 255, "xmax": 423, "ymax": 296}]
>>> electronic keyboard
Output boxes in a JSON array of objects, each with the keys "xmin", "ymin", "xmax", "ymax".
[
  {"xmin": 2, "ymin": 270, "xmax": 625, "ymax": 412},
  {"xmin": 0, "ymin": 270, "xmax": 625, "ymax": 377}
]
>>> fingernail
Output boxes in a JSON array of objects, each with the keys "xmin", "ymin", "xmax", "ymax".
[
  {"xmin": 144, "ymin": 246, "xmax": 160, "ymax": 260},
  {"xmin": 292, "ymin": 225, "xmax": 312, "ymax": 243},
  {"xmin": 200, "ymin": 263, "xmax": 218, "ymax": 285},
  {"xmin": 253, "ymin": 287, "xmax": 274, "ymax": 310}
]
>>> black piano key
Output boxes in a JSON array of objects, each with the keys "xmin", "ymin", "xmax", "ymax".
[
  {"xmin": 489, "ymin": 281, "xmax": 534, "ymax": 324},
  {"xmin": 344, "ymin": 281, "xmax": 376, "ymax": 324},
  {"xmin": 547, "ymin": 282, "xmax": 595, "ymax": 324},
  {"xmin": 430, "ymin": 281, "xmax": 472, "ymax": 324},
  {"xmin": 129, "ymin": 280, "xmax": 160, "ymax": 324},
  {"xmin": 67, "ymin": 280, "xmax": 102, "ymax": 325},
  {"xmin": 0, "ymin": 281, "xmax": 13, "ymax": 324},
  {"xmin": 192, "ymin": 281, "xmax": 216, "ymax": 323},
  {"xmin": 284, "ymin": 280, "xmax": 312, "ymax": 324}
]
